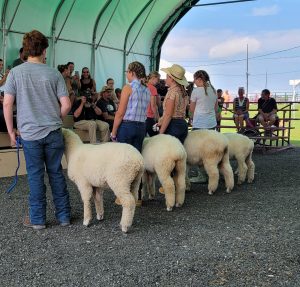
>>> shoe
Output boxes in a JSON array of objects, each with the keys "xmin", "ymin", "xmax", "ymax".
[
  {"xmin": 115, "ymin": 197, "xmax": 122, "ymax": 206},
  {"xmin": 60, "ymin": 221, "xmax": 70, "ymax": 227},
  {"xmin": 23, "ymin": 216, "xmax": 46, "ymax": 230},
  {"xmin": 189, "ymin": 173, "xmax": 208, "ymax": 184},
  {"xmin": 159, "ymin": 187, "xmax": 164, "ymax": 194},
  {"xmin": 135, "ymin": 199, "xmax": 142, "ymax": 207}
]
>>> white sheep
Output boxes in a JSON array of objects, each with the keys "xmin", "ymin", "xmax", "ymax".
[
  {"xmin": 223, "ymin": 133, "xmax": 255, "ymax": 184},
  {"xmin": 184, "ymin": 130, "xmax": 234, "ymax": 195},
  {"xmin": 141, "ymin": 134, "xmax": 187, "ymax": 211},
  {"xmin": 62, "ymin": 128, "xmax": 144, "ymax": 233}
]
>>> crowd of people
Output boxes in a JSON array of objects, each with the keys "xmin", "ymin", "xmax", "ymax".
[{"xmin": 1, "ymin": 29, "xmax": 279, "ymax": 229}]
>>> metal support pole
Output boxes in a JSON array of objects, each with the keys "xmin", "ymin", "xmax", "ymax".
[
  {"xmin": 6, "ymin": 0, "xmax": 22, "ymax": 34},
  {"xmin": 55, "ymin": 0, "xmax": 76, "ymax": 43}
]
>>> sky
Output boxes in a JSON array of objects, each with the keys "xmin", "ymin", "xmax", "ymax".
[{"xmin": 160, "ymin": 0, "xmax": 300, "ymax": 96}]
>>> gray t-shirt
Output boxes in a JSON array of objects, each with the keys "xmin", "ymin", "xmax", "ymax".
[{"xmin": 5, "ymin": 62, "xmax": 68, "ymax": 140}]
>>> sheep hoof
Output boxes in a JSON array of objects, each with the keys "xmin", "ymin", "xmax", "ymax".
[
  {"xmin": 167, "ymin": 207, "xmax": 173, "ymax": 211},
  {"xmin": 175, "ymin": 203, "xmax": 182, "ymax": 208},
  {"xmin": 121, "ymin": 225, "xmax": 129, "ymax": 233},
  {"xmin": 83, "ymin": 220, "xmax": 91, "ymax": 227},
  {"xmin": 237, "ymin": 181, "xmax": 243, "ymax": 185},
  {"xmin": 248, "ymin": 179, "xmax": 254, "ymax": 183},
  {"xmin": 226, "ymin": 188, "xmax": 232, "ymax": 193},
  {"xmin": 97, "ymin": 214, "xmax": 104, "ymax": 221},
  {"xmin": 208, "ymin": 191, "xmax": 213, "ymax": 195}
]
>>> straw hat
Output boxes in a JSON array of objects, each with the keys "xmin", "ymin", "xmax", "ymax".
[
  {"xmin": 161, "ymin": 64, "xmax": 189, "ymax": 87},
  {"xmin": 100, "ymin": 85, "xmax": 113, "ymax": 93}
]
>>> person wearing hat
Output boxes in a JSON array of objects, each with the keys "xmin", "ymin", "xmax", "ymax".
[
  {"xmin": 158, "ymin": 64, "xmax": 189, "ymax": 144},
  {"xmin": 96, "ymin": 85, "xmax": 116, "ymax": 131}
]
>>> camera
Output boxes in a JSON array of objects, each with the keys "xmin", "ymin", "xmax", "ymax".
[{"xmin": 82, "ymin": 89, "xmax": 93, "ymax": 103}]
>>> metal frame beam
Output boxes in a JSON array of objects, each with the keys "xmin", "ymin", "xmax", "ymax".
[{"xmin": 122, "ymin": 0, "xmax": 153, "ymax": 85}]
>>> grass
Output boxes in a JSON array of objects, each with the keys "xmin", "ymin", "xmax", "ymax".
[{"xmin": 219, "ymin": 103, "xmax": 300, "ymax": 147}]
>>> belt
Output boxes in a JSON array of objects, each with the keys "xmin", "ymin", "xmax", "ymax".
[{"xmin": 122, "ymin": 120, "xmax": 144, "ymax": 124}]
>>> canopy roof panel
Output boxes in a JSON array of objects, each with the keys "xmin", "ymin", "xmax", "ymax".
[{"xmin": 1, "ymin": 0, "xmax": 198, "ymax": 89}]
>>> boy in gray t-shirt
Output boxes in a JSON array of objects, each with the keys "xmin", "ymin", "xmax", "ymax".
[{"xmin": 3, "ymin": 30, "xmax": 71, "ymax": 230}]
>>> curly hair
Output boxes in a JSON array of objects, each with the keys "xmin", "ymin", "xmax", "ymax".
[
  {"xmin": 127, "ymin": 61, "xmax": 147, "ymax": 85},
  {"xmin": 23, "ymin": 30, "xmax": 48, "ymax": 57},
  {"xmin": 193, "ymin": 70, "xmax": 216, "ymax": 95}
]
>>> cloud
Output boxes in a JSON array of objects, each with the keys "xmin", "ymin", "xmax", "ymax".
[
  {"xmin": 159, "ymin": 59, "xmax": 194, "ymax": 81},
  {"xmin": 209, "ymin": 37, "xmax": 261, "ymax": 58},
  {"xmin": 252, "ymin": 5, "xmax": 279, "ymax": 16}
]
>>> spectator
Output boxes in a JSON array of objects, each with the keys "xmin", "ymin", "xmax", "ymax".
[
  {"xmin": 12, "ymin": 47, "xmax": 27, "ymax": 67},
  {"xmin": 106, "ymin": 78, "xmax": 119, "ymax": 106},
  {"xmin": 233, "ymin": 87, "xmax": 250, "ymax": 132},
  {"xmin": 189, "ymin": 70, "xmax": 218, "ymax": 131},
  {"xmin": 96, "ymin": 86, "xmax": 116, "ymax": 131},
  {"xmin": 145, "ymin": 71, "xmax": 161, "ymax": 137},
  {"xmin": 72, "ymin": 89, "xmax": 109, "ymax": 144},
  {"xmin": 257, "ymin": 89, "xmax": 278, "ymax": 128},
  {"xmin": 158, "ymin": 64, "xmax": 189, "ymax": 144},
  {"xmin": 216, "ymin": 88, "xmax": 224, "ymax": 130},
  {"xmin": 80, "ymin": 67, "xmax": 96, "ymax": 94},
  {"xmin": 67, "ymin": 61, "xmax": 81, "ymax": 98},
  {"xmin": 111, "ymin": 61, "xmax": 150, "ymax": 152},
  {"xmin": 115, "ymin": 88, "xmax": 121, "ymax": 102},
  {"xmin": 4, "ymin": 30, "xmax": 71, "ymax": 229},
  {"xmin": 223, "ymin": 90, "xmax": 231, "ymax": 114},
  {"xmin": 58, "ymin": 64, "xmax": 75, "ymax": 108}
]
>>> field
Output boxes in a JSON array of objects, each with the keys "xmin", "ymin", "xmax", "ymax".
[{"xmin": 220, "ymin": 103, "xmax": 300, "ymax": 147}]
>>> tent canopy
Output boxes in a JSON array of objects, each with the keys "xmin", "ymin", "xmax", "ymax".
[{"xmin": 1, "ymin": 0, "xmax": 198, "ymax": 89}]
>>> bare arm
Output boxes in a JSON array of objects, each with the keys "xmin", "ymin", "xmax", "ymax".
[
  {"xmin": 3, "ymin": 94, "xmax": 16, "ymax": 145},
  {"xmin": 73, "ymin": 98, "xmax": 86, "ymax": 118},
  {"xmin": 159, "ymin": 98, "xmax": 175, "ymax": 134},
  {"xmin": 59, "ymin": 95, "xmax": 71, "ymax": 119},
  {"xmin": 111, "ymin": 84, "xmax": 131, "ymax": 137}
]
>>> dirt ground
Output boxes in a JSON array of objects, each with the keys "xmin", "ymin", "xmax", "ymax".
[{"xmin": 0, "ymin": 148, "xmax": 299, "ymax": 287}]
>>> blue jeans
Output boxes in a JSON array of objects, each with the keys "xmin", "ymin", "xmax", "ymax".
[
  {"xmin": 165, "ymin": 119, "xmax": 188, "ymax": 144},
  {"xmin": 117, "ymin": 121, "xmax": 146, "ymax": 152},
  {"xmin": 22, "ymin": 129, "xmax": 70, "ymax": 225}
]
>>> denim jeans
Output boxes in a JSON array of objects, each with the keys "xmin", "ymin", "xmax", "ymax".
[
  {"xmin": 117, "ymin": 121, "xmax": 146, "ymax": 152},
  {"xmin": 145, "ymin": 117, "xmax": 158, "ymax": 137},
  {"xmin": 22, "ymin": 129, "xmax": 70, "ymax": 225},
  {"xmin": 165, "ymin": 119, "xmax": 188, "ymax": 144}
]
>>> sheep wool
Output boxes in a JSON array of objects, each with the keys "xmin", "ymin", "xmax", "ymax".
[
  {"xmin": 142, "ymin": 134, "xmax": 187, "ymax": 211},
  {"xmin": 62, "ymin": 128, "xmax": 144, "ymax": 233},
  {"xmin": 184, "ymin": 130, "xmax": 234, "ymax": 195},
  {"xmin": 223, "ymin": 133, "xmax": 255, "ymax": 184}
]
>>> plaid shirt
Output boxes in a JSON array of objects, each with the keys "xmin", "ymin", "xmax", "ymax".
[{"xmin": 123, "ymin": 79, "xmax": 150, "ymax": 122}]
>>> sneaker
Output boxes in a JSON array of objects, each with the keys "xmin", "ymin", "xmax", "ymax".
[
  {"xmin": 23, "ymin": 216, "xmax": 46, "ymax": 230},
  {"xmin": 60, "ymin": 221, "xmax": 70, "ymax": 227},
  {"xmin": 159, "ymin": 187, "xmax": 164, "ymax": 194},
  {"xmin": 189, "ymin": 173, "xmax": 208, "ymax": 184}
]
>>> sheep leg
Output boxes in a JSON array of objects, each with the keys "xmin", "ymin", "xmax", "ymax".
[
  {"xmin": 203, "ymin": 161, "xmax": 219, "ymax": 195},
  {"xmin": 131, "ymin": 167, "xmax": 144, "ymax": 202},
  {"xmin": 173, "ymin": 159, "xmax": 186, "ymax": 207},
  {"xmin": 185, "ymin": 164, "xmax": 191, "ymax": 191},
  {"xmin": 156, "ymin": 172, "xmax": 175, "ymax": 211},
  {"xmin": 108, "ymin": 180, "xmax": 136, "ymax": 233},
  {"xmin": 236, "ymin": 157, "xmax": 247, "ymax": 184},
  {"xmin": 93, "ymin": 187, "xmax": 104, "ymax": 221},
  {"xmin": 141, "ymin": 172, "xmax": 148, "ymax": 200},
  {"xmin": 219, "ymin": 155, "xmax": 234, "ymax": 193},
  {"xmin": 246, "ymin": 152, "xmax": 255, "ymax": 183},
  {"xmin": 77, "ymin": 182, "xmax": 93, "ymax": 226}
]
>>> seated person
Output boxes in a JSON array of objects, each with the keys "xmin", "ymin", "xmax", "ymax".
[
  {"xmin": 72, "ymin": 90, "xmax": 109, "ymax": 143},
  {"xmin": 216, "ymin": 88, "xmax": 224, "ymax": 129},
  {"xmin": 233, "ymin": 87, "xmax": 249, "ymax": 132},
  {"xmin": 96, "ymin": 86, "xmax": 116, "ymax": 131},
  {"xmin": 257, "ymin": 89, "xmax": 278, "ymax": 128}
]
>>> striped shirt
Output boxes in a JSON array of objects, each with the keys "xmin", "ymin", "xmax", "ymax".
[{"xmin": 123, "ymin": 79, "xmax": 150, "ymax": 122}]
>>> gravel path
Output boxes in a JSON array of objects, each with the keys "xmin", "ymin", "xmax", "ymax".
[{"xmin": 0, "ymin": 148, "xmax": 299, "ymax": 287}]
